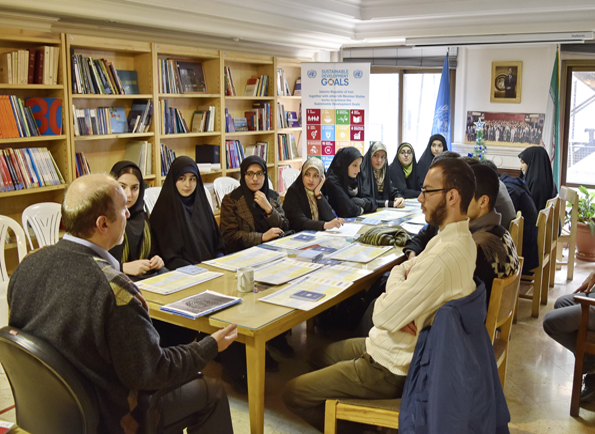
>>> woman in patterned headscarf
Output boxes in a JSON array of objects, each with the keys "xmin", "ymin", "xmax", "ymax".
[{"xmin": 359, "ymin": 141, "xmax": 404, "ymax": 208}]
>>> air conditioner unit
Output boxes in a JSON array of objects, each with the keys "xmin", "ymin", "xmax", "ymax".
[{"xmin": 406, "ymin": 32, "xmax": 594, "ymax": 47}]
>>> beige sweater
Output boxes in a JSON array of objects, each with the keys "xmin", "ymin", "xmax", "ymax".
[{"xmin": 366, "ymin": 219, "xmax": 477, "ymax": 376}]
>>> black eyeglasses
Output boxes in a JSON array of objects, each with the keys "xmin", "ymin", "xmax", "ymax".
[{"xmin": 420, "ymin": 186, "xmax": 447, "ymax": 198}]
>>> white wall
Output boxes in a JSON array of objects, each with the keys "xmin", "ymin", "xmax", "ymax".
[{"xmin": 453, "ymin": 44, "xmax": 558, "ymax": 169}]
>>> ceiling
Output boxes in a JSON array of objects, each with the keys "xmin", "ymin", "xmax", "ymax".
[{"xmin": 1, "ymin": 0, "xmax": 595, "ymax": 58}]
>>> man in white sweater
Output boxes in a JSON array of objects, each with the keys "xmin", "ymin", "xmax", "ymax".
[{"xmin": 283, "ymin": 158, "xmax": 477, "ymax": 433}]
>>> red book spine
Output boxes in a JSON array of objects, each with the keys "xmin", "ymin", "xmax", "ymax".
[
  {"xmin": 27, "ymin": 49, "xmax": 35, "ymax": 84},
  {"xmin": 34, "ymin": 49, "xmax": 44, "ymax": 85},
  {"xmin": 0, "ymin": 153, "xmax": 14, "ymax": 190}
]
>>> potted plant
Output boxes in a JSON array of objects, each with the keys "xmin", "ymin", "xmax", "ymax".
[{"xmin": 569, "ymin": 186, "xmax": 595, "ymax": 261}]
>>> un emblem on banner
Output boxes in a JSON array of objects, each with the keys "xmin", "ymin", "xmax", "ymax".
[
  {"xmin": 433, "ymin": 104, "xmax": 449, "ymax": 131},
  {"xmin": 307, "ymin": 70, "xmax": 317, "ymax": 79},
  {"xmin": 353, "ymin": 70, "xmax": 363, "ymax": 79}
]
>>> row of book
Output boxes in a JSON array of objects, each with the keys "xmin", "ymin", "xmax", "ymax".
[
  {"xmin": 160, "ymin": 100, "xmax": 216, "ymax": 135},
  {"xmin": 71, "ymin": 53, "xmax": 138, "ymax": 95},
  {"xmin": 278, "ymin": 133, "xmax": 300, "ymax": 160},
  {"xmin": 276, "ymin": 68, "xmax": 292, "ymax": 96},
  {"xmin": 72, "ymin": 101, "xmax": 153, "ymax": 136},
  {"xmin": 277, "ymin": 102, "xmax": 300, "ymax": 129},
  {"xmin": 244, "ymin": 75, "xmax": 269, "ymax": 97},
  {"xmin": 225, "ymin": 140, "xmax": 246, "ymax": 169},
  {"xmin": 0, "ymin": 46, "xmax": 60, "ymax": 85},
  {"xmin": 160, "ymin": 143, "xmax": 177, "ymax": 176},
  {"xmin": 0, "ymin": 147, "xmax": 64, "ymax": 192},
  {"xmin": 158, "ymin": 59, "xmax": 207, "ymax": 94},
  {"xmin": 0, "ymin": 95, "xmax": 41, "ymax": 139},
  {"xmin": 224, "ymin": 66, "xmax": 237, "ymax": 96},
  {"xmin": 124, "ymin": 140, "xmax": 153, "ymax": 176},
  {"xmin": 245, "ymin": 141, "xmax": 269, "ymax": 161},
  {"xmin": 74, "ymin": 152, "xmax": 91, "ymax": 177}
]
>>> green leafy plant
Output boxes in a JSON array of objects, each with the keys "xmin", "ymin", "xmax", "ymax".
[{"xmin": 567, "ymin": 186, "xmax": 595, "ymax": 236}]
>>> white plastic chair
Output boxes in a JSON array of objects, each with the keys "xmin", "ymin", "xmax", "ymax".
[
  {"xmin": 1, "ymin": 215, "xmax": 28, "ymax": 328},
  {"xmin": 21, "ymin": 202, "xmax": 62, "ymax": 250},
  {"xmin": 144, "ymin": 187, "xmax": 162, "ymax": 215},
  {"xmin": 214, "ymin": 177, "xmax": 240, "ymax": 205},
  {"xmin": 282, "ymin": 167, "xmax": 300, "ymax": 190},
  {"xmin": 268, "ymin": 177, "xmax": 274, "ymax": 190},
  {"xmin": 204, "ymin": 185, "xmax": 214, "ymax": 212}
]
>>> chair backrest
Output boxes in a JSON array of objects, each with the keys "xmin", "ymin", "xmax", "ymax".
[
  {"xmin": 144, "ymin": 186, "xmax": 162, "ymax": 215},
  {"xmin": 537, "ymin": 204, "xmax": 553, "ymax": 269},
  {"xmin": 486, "ymin": 257, "xmax": 524, "ymax": 343},
  {"xmin": 282, "ymin": 167, "xmax": 301, "ymax": 190},
  {"xmin": 21, "ymin": 202, "xmax": 61, "ymax": 250},
  {"xmin": 508, "ymin": 211, "xmax": 524, "ymax": 258},
  {"xmin": 546, "ymin": 196, "xmax": 561, "ymax": 246},
  {"xmin": 558, "ymin": 186, "xmax": 578, "ymax": 279},
  {"xmin": 559, "ymin": 186, "xmax": 578, "ymax": 230},
  {"xmin": 268, "ymin": 177, "xmax": 274, "ymax": 190},
  {"xmin": 0, "ymin": 326, "xmax": 100, "ymax": 434},
  {"xmin": 0, "ymin": 215, "xmax": 27, "ymax": 283},
  {"xmin": 213, "ymin": 177, "xmax": 240, "ymax": 205},
  {"xmin": 204, "ymin": 185, "xmax": 214, "ymax": 212}
]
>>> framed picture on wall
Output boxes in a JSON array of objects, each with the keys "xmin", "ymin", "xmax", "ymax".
[{"xmin": 490, "ymin": 61, "xmax": 522, "ymax": 103}]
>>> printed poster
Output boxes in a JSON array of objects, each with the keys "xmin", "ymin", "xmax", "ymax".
[{"xmin": 301, "ymin": 63, "xmax": 370, "ymax": 168}]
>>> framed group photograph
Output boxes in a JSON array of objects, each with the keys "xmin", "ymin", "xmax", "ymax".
[
  {"xmin": 465, "ymin": 111, "xmax": 544, "ymax": 146},
  {"xmin": 490, "ymin": 61, "xmax": 522, "ymax": 103}
]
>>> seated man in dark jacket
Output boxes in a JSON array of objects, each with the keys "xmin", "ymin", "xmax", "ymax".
[{"xmin": 8, "ymin": 174, "xmax": 237, "ymax": 434}]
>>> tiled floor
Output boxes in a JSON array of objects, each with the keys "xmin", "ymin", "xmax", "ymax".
[{"xmin": 2, "ymin": 255, "xmax": 595, "ymax": 433}]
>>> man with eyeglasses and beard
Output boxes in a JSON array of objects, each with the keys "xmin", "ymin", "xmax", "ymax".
[{"xmin": 283, "ymin": 158, "xmax": 478, "ymax": 433}]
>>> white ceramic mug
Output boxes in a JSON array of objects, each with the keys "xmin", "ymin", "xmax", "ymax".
[{"xmin": 237, "ymin": 267, "xmax": 254, "ymax": 293}]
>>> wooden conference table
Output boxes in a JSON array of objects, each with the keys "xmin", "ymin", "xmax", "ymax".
[{"xmin": 144, "ymin": 220, "xmax": 412, "ymax": 434}]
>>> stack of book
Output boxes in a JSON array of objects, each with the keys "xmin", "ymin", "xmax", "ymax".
[
  {"xmin": 191, "ymin": 106, "xmax": 216, "ymax": 132},
  {"xmin": 0, "ymin": 95, "xmax": 42, "ymax": 138},
  {"xmin": 278, "ymin": 133, "xmax": 299, "ymax": 160},
  {"xmin": 0, "ymin": 147, "xmax": 64, "ymax": 192},
  {"xmin": 160, "ymin": 100, "xmax": 189, "ymax": 134},
  {"xmin": 245, "ymin": 102, "xmax": 271, "ymax": 131},
  {"xmin": 244, "ymin": 75, "xmax": 269, "ymax": 96},
  {"xmin": 245, "ymin": 141, "xmax": 268, "ymax": 162},
  {"xmin": 158, "ymin": 59, "xmax": 207, "ymax": 94},
  {"xmin": 196, "ymin": 144, "xmax": 221, "ymax": 173},
  {"xmin": 160, "ymin": 143, "xmax": 176, "ymax": 176},
  {"xmin": 71, "ymin": 54, "xmax": 125, "ymax": 95},
  {"xmin": 225, "ymin": 140, "xmax": 245, "ymax": 169},
  {"xmin": 277, "ymin": 102, "xmax": 288, "ymax": 129},
  {"xmin": 224, "ymin": 66, "xmax": 236, "ymax": 96},
  {"xmin": 72, "ymin": 105, "xmax": 128, "ymax": 136},
  {"xmin": 276, "ymin": 68, "xmax": 291, "ymax": 96},
  {"xmin": 0, "ymin": 46, "xmax": 59, "ymax": 85},
  {"xmin": 74, "ymin": 152, "xmax": 91, "ymax": 177},
  {"xmin": 124, "ymin": 140, "xmax": 152, "ymax": 177}
]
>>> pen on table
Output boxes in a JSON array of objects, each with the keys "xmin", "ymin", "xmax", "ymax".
[{"xmin": 332, "ymin": 210, "xmax": 343, "ymax": 226}]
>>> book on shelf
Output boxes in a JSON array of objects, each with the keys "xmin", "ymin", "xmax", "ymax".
[
  {"xmin": 25, "ymin": 97, "xmax": 63, "ymax": 136},
  {"xmin": 225, "ymin": 140, "xmax": 245, "ymax": 169},
  {"xmin": 195, "ymin": 144, "xmax": 220, "ymax": 165},
  {"xmin": 0, "ymin": 95, "xmax": 45, "ymax": 139},
  {"xmin": 108, "ymin": 107, "xmax": 128, "ymax": 133},
  {"xmin": 73, "ymin": 106, "xmax": 121, "ymax": 136},
  {"xmin": 160, "ymin": 290, "xmax": 241, "ymax": 319},
  {"xmin": 245, "ymin": 141, "xmax": 268, "ymax": 162},
  {"xmin": 160, "ymin": 143, "xmax": 176, "ymax": 176},
  {"xmin": 0, "ymin": 49, "xmax": 54, "ymax": 85},
  {"xmin": 71, "ymin": 52, "xmax": 123, "ymax": 94},
  {"xmin": 128, "ymin": 100, "xmax": 153, "ymax": 134},
  {"xmin": 232, "ymin": 117, "xmax": 248, "ymax": 132},
  {"xmin": 294, "ymin": 77, "xmax": 302, "ymax": 96},
  {"xmin": 224, "ymin": 108, "xmax": 234, "ymax": 133},
  {"xmin": 286, "ymin": 111, "xmax": 300, "ymax": 128},
  {"xmin": 277, "ymin": 133, "xmax": 299, "ymax": 160},
  {"xmin": 252, "ymin": 102, "xmax": 271, "ymax": 130},
  {"xmin": 116, "ymin": 70, "xmax": 139, "ymax": 94},
  {"xmin": 176, "ymin": 61, "xmax": 207, "ymax": 93},
  {"xmin": 124, "ymin": 140, "xmax": 152, "ymax": 176},
  {"xmin": 276, "ymin": 68, "xmax": 291, "ymax": 96},
  {"xmin": 277, "ymin": 102, "xmax": 288, "ymax": 129},
  {"xmin": 75, "ymin": 152, "xmax": 91, "ymax": 177},
  {"xmin": 224, "ymin": 66, "xmax": 236, "ymax": 96},
  {"xmin": 0, "ymin": 147, "xmax": 64, "ymax": 191},
  {"xmin": 195, "ymin": 106, "xmax": 216, "ymax": 132}
]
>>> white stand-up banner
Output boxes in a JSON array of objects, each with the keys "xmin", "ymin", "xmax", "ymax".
[{"xmin": 301, "ymin": 63, "xmax": 370, "ymax": 168}]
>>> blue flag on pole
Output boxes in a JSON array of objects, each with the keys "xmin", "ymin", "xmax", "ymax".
[{"xmin": 431, "ymin": 53, "xmax": 451, "ymax": 149}]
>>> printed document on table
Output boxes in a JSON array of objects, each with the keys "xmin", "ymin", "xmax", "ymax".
[
  {"xmin": 328, "ymin": 243, "xmax": 393, "ymax": 263},
  {"xmin": 160, "ymin": 290, "xmax": 241, "ymax": 319},
  {"xmin": 254, "ymin": 258, "xmax": 325, "ymax": 285},
  {"xmin": 401, "ymin": 222, "xmax": 425, "ymax": 235},
  {"xmin": 265, "ymin": 232, "xmax": 330, "ymax": 250},
  {"xmin": 136, "ymin": 270, "xmax": 223, "ymax": 294},
  {"xmin": 259, "ymin": 276, "xmax": 351, "ymax": 311},
  {"xmin": 309, "ymin": 264, "xmax": 373, "ymax": 282},
  {"xmin": 204, "ymin": 246, "xmax": 286, "ymax": 271},
  {"xmin": 362, "ymin": 210, "xmax": 416, "ymax": 222},
  {"xmin": 325, "ymin": 223, "xmax": 363, "ymax": 237},
  {"xmin": 405, "ymin": 213, "xmax": 428, "ymax": 225}
]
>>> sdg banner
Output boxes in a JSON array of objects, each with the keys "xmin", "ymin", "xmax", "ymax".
[{"xmin": 301, "ymin": 63, "xmax": 370, "ymax": 169}]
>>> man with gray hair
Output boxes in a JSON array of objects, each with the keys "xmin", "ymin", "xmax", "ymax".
[{"xmin": 8, "ymin": 174, "xmax": 237, "ymax": 434}]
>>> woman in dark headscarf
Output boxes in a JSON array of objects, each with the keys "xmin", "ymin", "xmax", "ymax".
[
  {"xmin": 150, "ymin": 156, "xmax": 225, "ymax": 270},
  {"xmin": 518, "ymin": 145, "xmax": 558, "ymax": 211},
  {"xmin": 109, "ymin": 161, "xmax": 164, "ymax": 280},
  {"xmin": 359, "ymin": 141, "xmax": 405, "ymax": 208},
  {"xmin": 417, "ymin": 134, "xmax": 448, "ymax": 187},
  {"xmin": 283, "ymin": 158, "xmax": 344, "ymax": 232},
  {"xmin": 322, "ymin": 146, "xmax": 376, "ymax": 218},
  {"xmin": 220, "ymin": 155, "xmax": 289, "ymax": 253},
  {"xmin": 389, "ymin": 142, "xmax": 422, "ymax": 199}
]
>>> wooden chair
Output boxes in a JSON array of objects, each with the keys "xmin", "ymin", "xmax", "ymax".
[
  {"xmin": 570, "ymin": 295, "xmax": 595, "ymax": 416},
  {"xmin": 509, "ymin": 211, "xmax": 524, "ymax": 323},
  {"xmin": 485, "ymin": 257, "xmax": 524, "ymax": 388},
  {"xmin": 324, "ymin": 398, "xmax": 400, "ymax": 433},
  {"xmin": 546, "ymin": 196, "xmax": 561, "ymax": 288},
  {"xmin": 557, "ymin": 186, "xmax": 578, "ymax": 280},
  {"xmin": 519, "ymin": 204, "xmax": 553, "ymax": 318}
]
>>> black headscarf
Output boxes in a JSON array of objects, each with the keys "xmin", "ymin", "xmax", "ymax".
[
  {"xmin": 417, "ymin": 134, "xmax": 448, "ymax": 187},
  {"xmin": 108, "ymin": 160, "xmax": 151, "ymax": 263},
  {"xmin": 389, "ymin": 142, "xmax": 421, "ymax": 199},
  {"xmin": 518, "ymin": 146, "xmax": 558, "ymax": 211},
  {"xmin": 326, "ymin": 146, "xmax": 364, "ymax": 195},
  {"xmin": 360, "ymin": 141, "xmax": 392, "ymax": 202},
  {"xmin": 150, "ymin": 156, "xmax": 224, "ymax": 269},
  {"xmin": 230, "ymin": 155, "xmax": 279, "ymax": 233}
]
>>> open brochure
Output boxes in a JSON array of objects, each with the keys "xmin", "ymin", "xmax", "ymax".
[
  {"xmin": 160, "ymin": 290, "xmax": 241, "ymax": 319},
  {"xmin": 135, "ymin": 269, "xmax": 223, "ymax": 295},
  {"xmin": 204, "ymin": 246, "xmax": 286, "ymax": 271}
]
